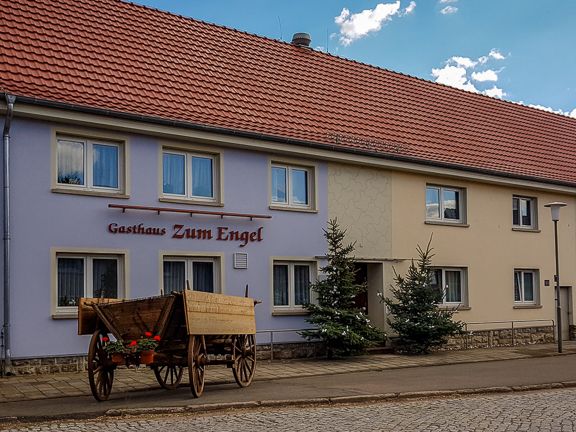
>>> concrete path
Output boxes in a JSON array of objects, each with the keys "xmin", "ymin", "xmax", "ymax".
[{"xmin": 1, "ymin": 342, "xmax": 576, "ymax": 422}]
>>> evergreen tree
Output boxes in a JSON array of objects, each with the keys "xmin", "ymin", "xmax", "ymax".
[
  {"xmin": 384, "ymin": 240, "xmax": 464, "ymax": 354},
  {"xmin": 302, "ymin": 219, "xmax": 385, "ymax": 357}
]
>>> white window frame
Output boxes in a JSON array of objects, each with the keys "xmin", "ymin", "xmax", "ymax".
[
  {"xmin": 514, "ymin": 269, "xmax": 539, "ymax": 305},
  {"xmin": 430, "ymin": 267, "xmax": 468, "ymax": 306},
  {"xmin": 426, "ymin": 185, "xmax": 465, "ymax": 224},
  {"xmin": 512, "ymin": 196, "xmax": 537, "ymax": 229},
  {"xmin": 54, "ymin": 253, "xmax": 125, "ymax": 317},
  {"xmin": 162, "ymin": 256, "xmax": 221, "ymax": 294},
  {"xmin": 56, "ymin": 136, "xmax": 123, "ymax": 193},
  {"xmin": 161, "ymin": 149, "xmax": 218, "ymax": 203},
  {"xmin": 270, "ymin": 163, "xmax": 314, "ymax": 210},
  {"xmin": 272, "ymin": 261, "xmax": 315, "ymax": 312}
]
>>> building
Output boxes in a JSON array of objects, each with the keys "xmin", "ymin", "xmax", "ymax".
[{"xmin": 2, "ymin": 0, "xmax": 576, "ymax": 374}]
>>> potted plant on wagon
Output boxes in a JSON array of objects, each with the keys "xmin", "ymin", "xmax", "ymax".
[
  {"xmin": 103, "ymin": 338, "xmax": 127, "ymax": 365},
  {"xmin": 133, "ymin": 332, "xmax": 160, "ymax": 365}
]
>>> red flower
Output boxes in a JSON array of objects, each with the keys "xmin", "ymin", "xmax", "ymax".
[
  {"xmin": 144, "ymin": 331, "xmax": 153, "ymax": 338},
  {"xmin": 101, "ymin": 336, "xmax": 109, "ymax": 342},
  {"xmin": 153, "ymin": 335, "xmax": 161, "ymax": 342},
  {"xmin": 129, "ymin": 340, "xmax": 137, "ymax": 347}
]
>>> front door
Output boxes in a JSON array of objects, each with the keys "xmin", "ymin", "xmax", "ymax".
[{"xmin": 560, "ymin": 286, "xmax": 572, "ymax": 341}]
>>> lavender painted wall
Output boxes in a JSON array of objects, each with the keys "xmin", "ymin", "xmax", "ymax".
[{"xmin": 8, "ymin": 118, "xmax": 327, "ymax": 358}]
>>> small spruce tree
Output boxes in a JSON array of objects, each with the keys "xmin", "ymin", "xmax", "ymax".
[
  {"xmin": 384, "ymin": 240, "xmax": 464, "ymax": 354},
  {"xmin": 302, "ymin": 219, "xmax": 385, "ymax": 358}
]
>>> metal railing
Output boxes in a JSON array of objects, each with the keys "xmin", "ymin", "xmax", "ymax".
[
  {"xmin": 463, "ymin": 319, "xmax": 555, "ymax": 349},
  {"xmin": 256, "ymin": 328, "xmax": 315, "ymax": 361}
]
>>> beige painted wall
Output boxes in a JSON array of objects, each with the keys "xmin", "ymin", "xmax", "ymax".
[{"xmin": 329, "ymin": 162, "xmax": 576, "ymax": 332}]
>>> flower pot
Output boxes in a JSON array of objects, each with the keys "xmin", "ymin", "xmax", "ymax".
[
  {"xmin": 111, "ymin": 353, "xmax": 125, "ymax": 365},
  {"xmin": 140, "ymin": 350, "xmax": 155, "ymax": 365}
]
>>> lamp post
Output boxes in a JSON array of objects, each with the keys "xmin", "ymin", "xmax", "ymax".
[{"xmin": 544, "ymin": 202, "xmax": 567, "ymax": 353}]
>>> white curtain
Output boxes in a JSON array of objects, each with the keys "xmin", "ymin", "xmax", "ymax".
[
  {"xmin": 57, "ymin": 140, "xmax": 84, "ymax": 185},
  {"xmin": 93, "ymin": 144, "xmax": 118, "ymax": 188},
  {"xmin": 57, "ymin": 258, "xmax": 84, "ymax": 306},
  {"xmin": 192, "ymin": 156, "xmax": 213, "ymax": 198},
  {"xmin": 163, "ymin": 153, "xmax": 185, "ymax": 194},
  {"xmin": 273, "ymin": 265, "xmax": 288, "ymax": 306}
]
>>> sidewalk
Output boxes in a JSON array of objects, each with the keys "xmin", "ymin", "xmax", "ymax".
[{"xmin": 2, "ymin": 342, "xmax": 576, "ymax": 404}]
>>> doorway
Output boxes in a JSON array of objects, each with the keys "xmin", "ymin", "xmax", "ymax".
[
  {"xmin": 353, "ymin": 262, "xmax": 385, "ymax": 329},
  {"xmin": 559, "ymin": 286, "xmax": 572, "ymax": 341}
]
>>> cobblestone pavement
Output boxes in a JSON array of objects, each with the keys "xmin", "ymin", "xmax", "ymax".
[
  {"xmin": 3, "ymin": 342, "xmax": 576, "ymax": 403},
  {"xmin": 3, "ymin": 387, "xmax": 576, "ymax": 431}
]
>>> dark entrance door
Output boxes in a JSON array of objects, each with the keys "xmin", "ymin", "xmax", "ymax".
[{"xmin": 353, "ymin": 262, "xmax": 369, "ymax": 313}]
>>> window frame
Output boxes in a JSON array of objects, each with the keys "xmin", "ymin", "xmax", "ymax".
[
  {"xmin": 51, "ymin": 250, "xmax": 127, "ymax": 319},
  {"xmin": 272, "ymin": 260, "xmax": 316, "ymax": 313},
  {"xmin": 425, "ymin": 185, "xmax": 466, "ymax": 224},
  {"xmin": 161, "ymin": 254, "xmax": 222, "ymax": 295},
  {"xmin": 54, "ymin": 135, "xmax": 126, "ymax": 195},
  {"xmin": 160, "ymin": 146, "xmax": 221, "ymax": 205},
  {"xmin": 512, "ymin": 196, "xmax": 538, "ymax": 229},
  {"xmin": 269, "ymin": 161, "xmax": 316, "ymax": 211},
  {"xmin": 514, "ymin": 269, "xmax": 539, "ymax": 305},
  {"xmin": 430, "ymin": 267, "xmax": 468, "ymax": 306}
]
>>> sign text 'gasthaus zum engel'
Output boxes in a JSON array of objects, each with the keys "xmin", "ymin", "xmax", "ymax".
[{"xmin": 108, "ymin": 223, "xmax": 263, "ymax": 247}]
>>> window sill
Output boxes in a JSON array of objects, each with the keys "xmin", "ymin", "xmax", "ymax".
[
  {"xmin": 425, "ymin": 221, "xmax": 469, "ymax": 228},
  {"xmin": 513, "ymin": 304, "xmax": 542, "ymax": 309},
  {"xmin": 272, "ymin": 309, "xmax": 310, "ymax": 316},
  {"xmin": 269, "ymin": 205, "xmax": 318, "ymax": 214},
  {"xmin": 512, "ymin": 227, "xmax": 541, "ymax": 233},
  {"xmin": 438, "ymin": 305, "xmax": 471, "ymax": 311},
  {"xmin": 52, "ymin": 188, "xmax": 129, "ymax": 199},
  {"xmin": 52, "ymin": 312, "xmax": 78, "ymax": 320},
  {"xmin": 159, "ymin": 197, "xmax": 224, "ymax": 207}
]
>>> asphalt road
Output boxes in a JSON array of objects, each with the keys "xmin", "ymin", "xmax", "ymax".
[
  {"xmin": 3, "ymin": 387, "xmax": 576, "ymax": 431},
  {"xmin": 1, "ymin": 355, "xmax": 576, "ymax": 422}
]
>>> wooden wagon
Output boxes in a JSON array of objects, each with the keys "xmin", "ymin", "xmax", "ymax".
[{"xmin": 78, "ymin": 290, "xmax": 256, "ymax": 401}]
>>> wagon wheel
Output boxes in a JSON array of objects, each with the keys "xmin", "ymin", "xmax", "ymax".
[
  {"xmin": 153, "ymin": 364, "xmax": 184, "ymax": 390},
  {"xmin": 188, "ymin": 335, "xmax": 207, "ymax": 397},
  {"xmin": 232, "ymin": 334, "xmax": 256, "ymax": 387},
  {"xmin": 87, "ymin": 330, "xmax": 114, "ymax": 402}
]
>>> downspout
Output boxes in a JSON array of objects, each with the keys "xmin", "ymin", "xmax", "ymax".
[{"xmin": 2, "ymin": 94, "xmax": 15, "ymax": 376}]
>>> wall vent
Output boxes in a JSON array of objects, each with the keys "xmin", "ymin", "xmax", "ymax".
[{"xmin": 233, "ymin": 253, "xmax": 248, "ymax": 269}]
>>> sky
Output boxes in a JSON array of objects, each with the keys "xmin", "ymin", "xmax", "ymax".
[{"xmin": 132, "ymin": 0, "xmax": 576, "ymax": 118}]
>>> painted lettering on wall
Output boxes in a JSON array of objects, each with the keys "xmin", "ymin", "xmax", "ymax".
[{"xmin": 108, "ymin": 223, "xmax": 263, "ymax": 247}]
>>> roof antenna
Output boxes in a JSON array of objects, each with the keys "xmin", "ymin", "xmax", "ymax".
[{"xmin": 277, "ymin": 16, "xmax": 283, "ymax": 41}]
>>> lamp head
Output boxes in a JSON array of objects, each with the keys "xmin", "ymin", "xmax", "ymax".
[{"xmin": 544, "ymin": 202, "xmax": 567, "ymax": 222}]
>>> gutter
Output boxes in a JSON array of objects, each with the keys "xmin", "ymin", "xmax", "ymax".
[
  {"xmin": 10, "ymin": 94, "xmax": 576, "ymax": 191},
  {"xmin": 1, "ymin": 94, "xmax": 15, "ymax": 376}
]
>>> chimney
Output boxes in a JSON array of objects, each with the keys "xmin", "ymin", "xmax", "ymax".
[{"xmin": 291, "ymin": 33, "xmax": 311, "ymax": 48}]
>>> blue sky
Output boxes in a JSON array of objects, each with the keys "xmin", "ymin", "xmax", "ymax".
[{"xmin": 133, "ymin": 0, "xmax": 576, "ymax": 117}]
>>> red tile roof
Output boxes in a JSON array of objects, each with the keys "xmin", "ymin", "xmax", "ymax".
[{"xmin": 2, "ymin": 0, "xmax": 576, "ymax": 186}]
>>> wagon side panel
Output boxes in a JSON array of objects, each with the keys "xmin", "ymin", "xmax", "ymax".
[
  {"xmin": 183, "ymin": 291, "xmax": 256, "ymax": 335},
  {"xmin": 77, "ymin": 297, "xmax": 124, "ymax": 335}
]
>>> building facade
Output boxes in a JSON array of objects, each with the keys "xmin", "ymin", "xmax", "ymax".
[{"xmin": 2, "ymin": 0, "xmax": 576, "ymax": 373}]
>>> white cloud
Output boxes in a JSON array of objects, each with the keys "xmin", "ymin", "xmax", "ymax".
[
  {"xmin": 471, "ymin": 70, "xmax": 498, "ymax": 82},
  {"xmin": 451, "ymin": 56, "xmax": 477, "ymax": 69},
  {"xmin": 335, "ymin": 2, "xmax": 402, "ymax": 46},
  {"xmin": 489, "ymin": 49, "xmax": 505, "ymax": 60},
  {"xmin": 431, "ymin": 65, "xmax": 478, "ymax": 93},
  {"xmin": 570, "ymin": 108, "xmax": 576, "ymax": 118},
  {"xmin": 484, "ymin": 86, "xmax": 505, "ymax": 98},
  {"xmin": 440, "ymin": 6, "xmax": 458, "ymax": 14},
  {"xmin": 401, "ymin": 1, "xmax": 416, "ymax": 15},
  {"xmin": 439, "ymin": 0, "xmax": 458, "ymax": 3}
]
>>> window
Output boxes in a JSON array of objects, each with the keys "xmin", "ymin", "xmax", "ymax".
[
  {"xmin": 271, "ymin": 163, "xmax": 314, "ymax": 209},
  {"xmin": 514, "ymin": 270, "xmax": 539, "ymax": 304},
  {"xmin": 430, "ymin": 268, "xmax": 467, "ymax": 305},
  {"xmin": 163, "ymin": 257, "xmax": 220, "ymax": 293},
  {"xmin": 513, "ymin": 196, "xmax": 537, "ymax": 229},
  {"xmin": 56, "ymin": 137, "xmax": 124, "ymax": 192},
  {"xmin": 56, "ymin": 254, "xmax": 124, "ymax": 313},
  {"xmin": 273, "ymin": 261, "xmax": 314, "ymax": 310},
  {"xmin": 162, "ymin": 149, "xmax": 218, "ymax": 202},
  {"xmin": 426, "ymin": 186, "xmax": 464, "ymax": 223}
]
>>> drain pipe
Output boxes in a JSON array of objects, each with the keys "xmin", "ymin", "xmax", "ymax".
[{"xmin": 2, "ymin": 94, "xmax": 15, "ymax": 376}]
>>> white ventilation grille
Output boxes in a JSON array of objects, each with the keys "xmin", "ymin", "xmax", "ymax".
[{"xmin": 233, "ymin": 253, "xmax": 248, "ymax": 269}]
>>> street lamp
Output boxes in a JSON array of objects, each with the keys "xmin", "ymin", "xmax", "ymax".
[{"xmin": 544, "ymin": 201, "xmax": 567, "ymax": 353}]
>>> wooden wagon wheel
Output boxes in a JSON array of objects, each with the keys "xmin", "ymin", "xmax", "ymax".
[
  {"xmin": 87, "ymin": 330, "xmax": 114, "ymax": 401},
  {"xmin": 188, "ymin": 335, "xmax": 207, "ymax": 397},
  {"xmin": 153, "ymin": 364, "xmax": 184, "ymax": 390},
  {"xmin": 232, "ymin": 334, "xmax": 256, "ymax": 387}
]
